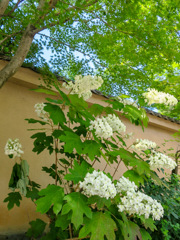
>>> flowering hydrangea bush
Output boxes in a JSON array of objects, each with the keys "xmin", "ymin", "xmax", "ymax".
[
  {"xmin": 143, "ymin": 88, "xmax": 178, "ymax": 106},
  {"xmin": 4, "ymin": 138, "xmax": 24, "ymax": 158},
  {"xmin": 149, "ymin": 151, "xmax": 177, "ymax": 170},
  {"xmin": 89, "ymin": 114, "xmax": 126, "ymax": 139},
  {"xmin": 5, "ymin": 81, "xmax": 177, "ymax": 240},
  {"xmin": 34, "ymin": 102, "xmax": 49, "ymax": 121},
  {"xmin": 116, "ymin": 177, "xmax": 164, "ymax": 220},
  {"xmin": 118, "ymin": 190, "xmax": 164, "ymax": 220},
  {"xmin": 62, "ymin": 75, "xmax": 103, "ymax": 100},
  {"xmin": 131, "ymin": 138, "xmax": 157, "ymax": 151},
  {"xmin": 79, "ymin": 170, "xmax": 117, "ymax": 199}
]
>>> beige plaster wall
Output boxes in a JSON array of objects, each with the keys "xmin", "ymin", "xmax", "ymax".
[{"xmin": 0, "ymin": 61, "xmax": 179, "ymax": 235}]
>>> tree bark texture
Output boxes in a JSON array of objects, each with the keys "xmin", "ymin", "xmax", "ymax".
[
  {"xmin": 0, "ymin": 24, "xmax": 36, "ymax": 88},
  {"xmin": 0, "ymin": 0, "xmax": 9, "ymax": 18}
]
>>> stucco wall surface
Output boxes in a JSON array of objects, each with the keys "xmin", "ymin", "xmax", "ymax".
[{"xmin": 0, "ymin": 61, "xmax": 179, "ymax": 235}]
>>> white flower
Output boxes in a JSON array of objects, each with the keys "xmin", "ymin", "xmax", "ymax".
[
  {"xmin": 34, "ymin": 103, "xmax": 49, "ymax": 121},
  {"xmin": 79, "ymin": 170, "xmax": 117, "ymax": 199},
  {"xmin": 89, "ymin": 117, "xmax": 113, "ymax": 139},
  {"xmin": 143, "ymin": 88, "xmax": 178, "ymax": 106},
  {"xmin": 62, "ymin": 75, "xmax": 104, "ymax": 100},
  {"xmin": 89, "ymin": 114, "xmax": 126, "ymax": 139},
  {"xmin": 5, "ymin": 138, "xmax": 24, "ymax": 158},
  {"xmin": 116, "ymin": 177, "xmax": 164, "ymax": 220},
  {"xmin": 131, "ymin": 139, "xmax": 157, "ymax": 151},
  {"xmin": 106, "ymin": 114, "xmax": 126, "ymax": 133},
  {"xmin": 116, "ymin": 176, "xmax": 138, "ymax": 193},
  {"xmin": 148, "ymin": 151, "xmax": 177, "ymax": 170}
]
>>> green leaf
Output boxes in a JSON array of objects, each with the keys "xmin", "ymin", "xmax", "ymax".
[
  {"xmin": 55, "ymin": 213, "xmax": 71, "ymax": 230},
  {"xmin": 104, "ymin": 99, "xmax": 124, "ymax": 111},
  {"xmin": 46, "ymin": 97, "xmax": 63, "ymax": 104},
  {"xmin": 88, "ymin": 196, "xmax": 111, "ymax": 210},
  {"xmin": 89, "ymin": 104, "xmax": 105, "ymax": 116},
  {"xmin": 44, "ymin": 103, "xmax": 66, "ymax": 125},
  {"xmin": 118, "ymin": 219, "xmax": 131, "ymax": 240},
  {"xmin": 36, "ymin": 185, "xmax": 64, "ymax": 215},
  {"xmin": 59, "ymin": 131, "xmax": 84, "ymax": 154},
  {"xmin": 21, "ymin": 160, "xmax": 29, "ymax": 177},
  {"xmin": 128, "ymin": 159, "xmax": 151, "ymax": 175},
  {"xmin": 123, "ymin": 105, "xmax": 149, "ymax": 128},
  {"xmin": 149, "ymin": 171, "xmax": 163, "ymax": 186},
  {"xmin": 25, "ymin": 118, "xmax": 47, "ymax": 125},
  {"xmin": 52, "ymin": 129, "xmax": 64, "ymax": 138},
  {"xmin": 69, "ymin": 94, "xmax": 88, "ymax": 108},
  {"xmin": 139, "ymin": 216, "xmax": 157, "ymax": 231},
  {"xmin": 123, "ymin": 170, "xmax": 144, "ymax": 186},
  {"xmin": 140, "ymin": 228, "xmax": 152, "ymax": 240},
  {"xmin": 26, "ymin": 188, "xmax": 39, "ymax": 201},
  {"xmin": 62, "ymin": 192, "xmax": 92, "ymax": 229},
  {"xmin": 108, "ymin": 148, "xmax": 137, "ymax": 166},
  {"xmin": 17, "ymin": 179, "xmax": 27, "ymax": 196},
  {"xmin": 127, "ymin": 221, "xmax": 141, "ymax": 240},
  {"xmin": 31, "ymin": 88, "xmax": 57, "ymax": 96},
  {"xmin": 31, "ymin": 132, "xmax": 53, "ymax": 154},
  {"xmin": 4, "ymin": 192, "xmax": 22, "ymax": 210},
  {"xmin": 26, "ymin": 219, "xmax": 46, "ymax": 238},
  {"xmin": 83, "ymin": 140, "xmax": 101, "ymax": 160},
  {"xmin": 64, "ymin": 160, "xmax": 90, "ymax": 184},
  {"xmin": 54, "ymin": 84, "xmax": 70, "ymax": 105},
  {"xmin": 79, "ymin": 212, "xmax": 116, "ymax": 240},
  {"xmin": 8, "ymin": 163, "xmax": 21, "ymax": 189}
]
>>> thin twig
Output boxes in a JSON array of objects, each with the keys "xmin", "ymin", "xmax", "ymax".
[
  {"xmin": 103, "ymin": 162, "xmax": 108, "ymax": 172},
  {"xmin": 112, "ymin": 158, "xmax": 122, "ymax": 178}
]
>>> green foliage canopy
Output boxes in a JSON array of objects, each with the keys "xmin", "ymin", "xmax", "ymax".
[{"xmin": 0, "ymin": 0, "xmax": 180, "ymax": 111}]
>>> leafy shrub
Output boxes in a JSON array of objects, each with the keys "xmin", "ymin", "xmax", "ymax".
[
  {"xmin": 3, "ymin": 81, "xmax": 178, "ymax": 240},
  {"xmin": 141, "ymin": 174, "xmax": 180, "ymax": 240}
]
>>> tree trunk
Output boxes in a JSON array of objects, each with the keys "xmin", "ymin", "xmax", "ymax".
[
  {"xmin": 0, "ymin": 0, "xmax": 9, "ymax": 19},
  {"xmin": 0, "ymin": 24, "xmax": 36, "ymax": 88}
]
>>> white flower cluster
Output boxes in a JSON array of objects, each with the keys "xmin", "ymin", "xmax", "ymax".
[
  {"xmin": 143, "ymin": 88, "xmax": 178, "ymax": 106},
  {"xmin": 79, "ymin": 170, "xmax": 117, "ymax": 199},
  {"xmin": 89, "ymin": 114, "xmax": 126, "ymax": 139},
  {"xmin": 117, "ymin": 97, "xmax": 138, "ymax": 108},
  {"xmin": 106, "ymin": 114, "xmax": 126, "ymax": 133},
  {"xmin": 116, "ymin": 176, "xmax": 138, "ymax": 193},
  {"xmin": 149, "ymin": 151, "xmax": 177, "ymax": 170},
  {"xmin": 131, "ymin": 139, "xmax": 157, "ymax": 151},
  {"xmin": 62, "ymin": 75, "xmax": 104, "ymax": 100},
  {"xmin": 34, "ymin": 103, "xmax": 49, "ymax": 121},
  {"xmin": 5, "ymin": 138, "xmax": 24, "ymax": 158},
  {"xmin": 118, "ymin": 190, "xmax": 164, "ymax": 220}
]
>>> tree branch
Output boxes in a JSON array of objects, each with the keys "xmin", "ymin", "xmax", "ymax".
[
  {"xmin": 0, "ymin": 24, "xmax": 36, "ymax": 88},
  {"xmin": 0, "ymin": 30, "xmax": 22, "ymax": 45},
  {"xmin": 5, "ymin": 0, "xmax": 23, "ymax": 17}
]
